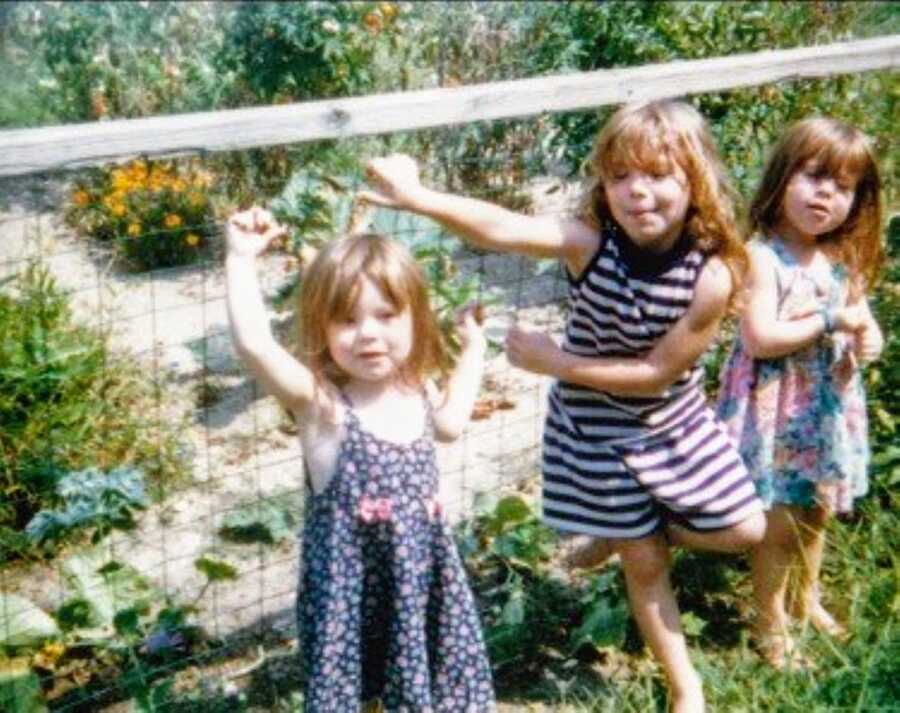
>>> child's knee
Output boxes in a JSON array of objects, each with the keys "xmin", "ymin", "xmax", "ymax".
[
  {"xmin": 616, "ymin": 537, "xmax": 670, "ymax": 586},
  {"xmin": 734, "ymin": 511, "xmax": 767, "ymax": 547}
]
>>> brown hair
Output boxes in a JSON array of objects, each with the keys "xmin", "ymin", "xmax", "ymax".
[
  {"xmin": 749, "ymin": 117, "xmax": 884, "ymax": 294},
  {"xmin": 297, "ymin": 233, "xmax": 447, "ymax": 386},
  {"xmin": 579, "ymin": 99, "xmax": 747, "ymax": 301}
]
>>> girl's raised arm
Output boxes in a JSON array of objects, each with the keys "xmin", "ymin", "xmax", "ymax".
[
  {"xmin": 429, "ymin": 306, "xmax": 487, "ymax": 442},
  {"xmin": 358, "ymin": 154, "xmax": 599, "ymax": 276},
  {"xmin": 225, "ymin": 207, "xmax": 318, "ymax": 413},
  {"xmin": 740, "ymin": 245, "xmax": 866, "ymax": 359},
  {"xmin": 506, "ymin": 257, "xmax": 735, "ymax": 397}
]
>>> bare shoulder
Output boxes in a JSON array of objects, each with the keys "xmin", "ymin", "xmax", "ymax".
[
  {"xmin": 294, "ymin": 379, "xmax": 343, "ymax": 436},
  {"xmin": 560, "ymin": 217, "xmax": 602, "ymax": 276},
  {"xmin": 688, "ymin": 255, "xmax": 733, "ymax": 327}
]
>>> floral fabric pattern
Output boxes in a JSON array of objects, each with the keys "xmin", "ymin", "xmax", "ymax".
[
  {"xmin": 298, "ymin": 397, "xmax": 495, "ymax": 712},
  {"xmin": 717, "ymin": 239, "xmax": 869, "ymax": 512}
]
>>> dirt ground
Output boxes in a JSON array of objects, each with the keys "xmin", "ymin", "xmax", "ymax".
[{"xmin": 1, "ymin": 172, "xmax": 582, "ymax": 707}]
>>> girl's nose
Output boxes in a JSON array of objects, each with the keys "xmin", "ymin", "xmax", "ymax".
[
  {"xmin": 357, "ymin": 316, "xmax": 379, "ymax": 338},
  {"xmin": 627, "ymin": 174, "xmax": 650, "ymax": 196},
  {"xmin": 815, "ymin": 176, "xmax": 837, "ymax": 195}
]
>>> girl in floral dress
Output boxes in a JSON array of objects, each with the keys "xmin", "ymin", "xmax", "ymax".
[
  {"xmin": 225, "ymin": 207, "xmax": 495, "ymax": 712},
  {"xmin": 716, "ymin": 118, "xmax": 885, "ymax": 668}
]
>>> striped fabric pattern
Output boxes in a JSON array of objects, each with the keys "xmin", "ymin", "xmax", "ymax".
[{"xmin": 542, "ymin": 227, "xmax": 761, "ymax": 538}]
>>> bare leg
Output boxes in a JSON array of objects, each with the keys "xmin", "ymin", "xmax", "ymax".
[
  {"xmin": 789, "ymin": 504, "xmax": 847, "ymax": 638},
  {"xmin": 750, "ymin": 506, "xmax": 804, "ymax": 669},
  {"xmin": 616, "ymin": 534, "xmax": 705, "ymax": 713},
  {"xmin": 667, "ymin": 510, "xmax": 766, "ymax": 554},
  {"xmin": 561, "ymin": 534, "xmax": 616, "ymax": 571}
]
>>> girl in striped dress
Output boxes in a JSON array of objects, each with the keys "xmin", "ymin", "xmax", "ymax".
[
  {"xmin": 716, "ymin": 119, "xmax": 884, "ymax": 668},
  {"xmin": 362, "ymin": 99, "xmax": 765, "ymax": 713}
]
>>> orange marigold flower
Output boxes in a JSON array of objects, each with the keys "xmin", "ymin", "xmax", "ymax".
[
  {"xmin": 164, "ymin": 213, "xmax": 182, "ymax": 228},
  {"xmin": 363, "ymin": 11, "xmax": 383, "ymax": 32},
  {"xmin": 127, "ymin": 222, "xmax": 142, "ymax": 236},
  {"xmin": 73, "ymin": 190, "xmax": 90, "ymax": 207},
  {"xmin": 111, "ymin": 203, "xmax": 127, "ymax": 217},
  {"xmin": 171, "ymin": 178, "xmax": 187, "ymax": 193},
  {"xmin": 185, "ymin": 233, "xmax": 200, "ymax": 247}
]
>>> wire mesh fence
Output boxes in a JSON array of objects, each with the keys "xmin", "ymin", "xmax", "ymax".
[
  {"xmin": 1, "ymin": 5, "xmax": 898, "ymax": 709},
  {"xmin": 0, "ymin": 114, "xmax": 588, "ymax": 709}
]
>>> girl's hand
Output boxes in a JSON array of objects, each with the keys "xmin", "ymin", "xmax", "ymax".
[
  {"xmin": 358, "ymin": 154, "xmax": 424, "ymax": 210},
  {"xmin": 832, "ymin": 302, "xmax": 867, "ymax": 333},
  {"xmin": 506, "ymin": 324, "xmax": 561, "ymax": 376},
  {"xmin": 226, "ymin": 207, "xmax": 286, "ymax": 259},
  {"xmin": 455, "ymin": 303, "xmax": 486, "ymax": 351},
  {"xmin": 854, "ymin": 320, "xmax": 884, "ymax": 363}
]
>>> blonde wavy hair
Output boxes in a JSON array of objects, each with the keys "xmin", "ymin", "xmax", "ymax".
[
  {"xmin": 579, "ymin": 99, "xmax": 747, "ymax": 301},
  {"xmin": 749, "ymin": 117, "xmax": 884, "ymax": 296},
  {"xmin": 297, "ymin": 233, "xmax": 448, "ymax": 386}
]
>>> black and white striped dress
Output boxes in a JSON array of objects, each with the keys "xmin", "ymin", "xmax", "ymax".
[{"xmin": 542, "ymin": 225, "xmax": 762, "ymax": 539}]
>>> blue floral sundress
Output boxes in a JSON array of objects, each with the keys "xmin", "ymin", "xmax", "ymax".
[
  {"xmin": 298, "ymin": 393, "xmax": 496, "ymax": 712},
  {"xmin": 716, "ymin": 238, "xmax": 870, "ymax": 512}
]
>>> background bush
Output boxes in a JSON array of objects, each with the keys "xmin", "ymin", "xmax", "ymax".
[
  {"xmin": 64, "ymin": 158, "xmax": 215, "ymax": 271},
  {"xmin": 0, "ymin": 267, "xmax": 188, "ymax": 562}
]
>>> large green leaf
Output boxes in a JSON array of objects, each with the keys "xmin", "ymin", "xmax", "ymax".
[{"xmin": 0, "ymin": 594, "xmax": 59, "ymax": 651}]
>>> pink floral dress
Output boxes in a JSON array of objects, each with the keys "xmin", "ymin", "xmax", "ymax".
[
  {"xmin": 298, "ymin": 393, "xmax": 495, "ymax": 712},
  {"xmin": 716, "ymin": 239, "xmax": 870, "ymax": 512}
]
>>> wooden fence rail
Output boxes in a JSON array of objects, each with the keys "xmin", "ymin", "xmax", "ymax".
[{"xmin": 1, "ymin": 34, "xmax": 898, "ymax": 178}]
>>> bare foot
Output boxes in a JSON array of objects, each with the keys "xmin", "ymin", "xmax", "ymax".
[
  {"xmin": 790, "ymin": 595, "xmax": 848, "ymax": 639},
  {"xmin": 753, "ymin": 629, "xmax": 812, "ymax": 671},
  {"xmin": 560, "ymin": 535, "xmax": 616, "ymax": 571},
  {"xmin": 670, "ymin": 674, "xmax": 705, "ymax": 713},
  {"xmin": 805, "ymin": 601, "xmax": 848, "ymax": 639}
]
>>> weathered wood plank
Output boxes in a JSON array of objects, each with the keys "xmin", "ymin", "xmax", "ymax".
[{"xmin": 1, "ymin": 35, "xmax": 898, "ymax": 177}]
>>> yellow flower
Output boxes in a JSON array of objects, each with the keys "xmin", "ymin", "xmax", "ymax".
[
  {"xmin": 127, "ymin": 222, "xmax": 142, "ymax": 236},
  {"xmin": 187, "ymin": 191, "xmax": 206, "ymax": 208},
  {"xmin": 164, "ymin": 213, "xmax": 182, "ymax": 228},
  {"xmin": 185, "ymin": 233, "xmax": 200, "ymax": 247},
  {"xmin": 171, "ymin": 178, "xmax": 187, "ymax": 193},
  {"xmin": 33, "ymin": 641, "xmax": 66, "ymax": 671},
  {"xmin": 192, "ymin": 170, "xmax": 212, "ymax": 188},
  {"xmin": 73, "ymin": 190, "xmax": 90, "ymax": 207},
  {"xmin": 111, "ymin": 203, "xmax": 127, "ymax": 217},
  {"xmin": 111, "ymin": 168, "xmax": 129, "ymax": 191}
]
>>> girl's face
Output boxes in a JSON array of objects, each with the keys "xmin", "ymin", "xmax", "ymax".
[
  {"xmin": 779, "ymin": 160, "xmax": 857, "ymax": 242},
  {"xmin": 326, "ymin": 275, "xmax": 414, "ymax": 385},
  {"xmin": 604, "ymin": 161, "xmax": 691, "ymax": 252}
]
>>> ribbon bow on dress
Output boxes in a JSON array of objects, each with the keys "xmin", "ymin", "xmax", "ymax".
[{"xmin": 357, "ymin": 496, "xmax": 393, "ymax": 524}]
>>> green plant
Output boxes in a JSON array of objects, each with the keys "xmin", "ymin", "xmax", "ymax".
[
  {"xmin": 0, "ymin": 265, "xmax": 187, "ymax": 562},
  {"xmin": 216, "ymin": 2, "xmax": 406, "ymax": 107},
  {"xmin": 219, "ymin": 493, "xmax": 302, "ymax": 545},
  {"xmin": 65, "ymin": 158, "xmax": 214, "ymax": 271},
  {"xmin": 270, "ymin": 168, "xmax": 489, "ymax": 360},
  {"xmin": 24, "ymin": 466, "xmax": 148, "ymax": 546}
]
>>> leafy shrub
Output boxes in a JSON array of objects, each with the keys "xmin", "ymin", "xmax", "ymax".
[
  {"xmin": 216, "ymin": 2, "xmax": 406, "ymax": 107},
  {"xmin": 65, "ymin": 159, "xmax": 214, "ymax": 271},
  {"xmin": 5, "ymin": 2, "xmax": 228, "ymax": 124},
  {"xmin": 0, "ymin": 266, "xmax": 187, "ymax": 561}
]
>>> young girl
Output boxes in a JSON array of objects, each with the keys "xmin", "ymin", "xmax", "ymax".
[
  {"xmin": 360, "ymin": 99, "xmax": 766, "ymax": 713},
  {"xmin": 716, "ymin": 118, "xmax": 884, "ymax": 668},
  {"xmin": 225, "ymin": 209, "xmax": 496, "ymax": 711}
]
